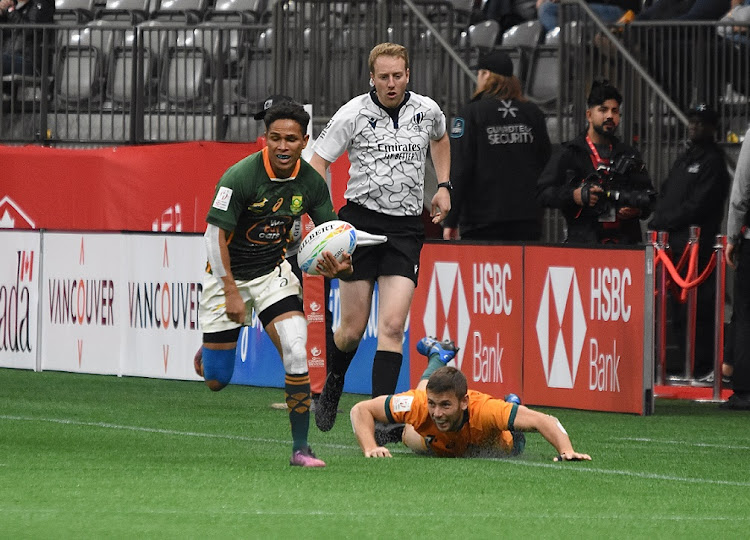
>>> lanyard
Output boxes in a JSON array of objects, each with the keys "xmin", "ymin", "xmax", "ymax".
[{"xmin": 585, "ymin": 135, "xmax": 611, "ymax": 170}]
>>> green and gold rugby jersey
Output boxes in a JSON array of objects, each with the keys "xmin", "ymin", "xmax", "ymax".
[{"xmin": 206, "ymin": 147, "xmax": 337, "ymax": 280}]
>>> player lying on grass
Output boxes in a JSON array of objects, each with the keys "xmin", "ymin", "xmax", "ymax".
[
  {"xmin": 196, "ymin": 101, "xmax": 351, "ymax": 468},
  {"xmin": 350, "ymin": 337, "xmax": 591, "ymax": 461}
]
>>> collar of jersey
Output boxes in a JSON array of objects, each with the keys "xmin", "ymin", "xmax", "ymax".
[
  {"xmin": 369, "ymin": 89, "xmax": 411, "ymax": 126},
  {"xmin": 262, "ymin": 146, "xmax": 300, "ymax": 182}
]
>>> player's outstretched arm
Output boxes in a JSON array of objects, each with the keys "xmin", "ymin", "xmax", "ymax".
[
  {"xmin": 350, "ymin": 396, "xmax": 392, "ymax": 458},
  {"xmin": 512, "ymin": 405, "xmax": 592, "ymax": 462}
]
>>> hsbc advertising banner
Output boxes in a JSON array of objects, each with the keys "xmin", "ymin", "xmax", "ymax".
[
  {"xmin": 0, "ymin": 231, "xmax": 41, "ymax": 370},
  {"xmin": 523, "ymin": 246, "xmax": 653, "ymax": 415},
  {"xmin": 410, "ymin": 244, "xmax": 525, "ymax": 398}
]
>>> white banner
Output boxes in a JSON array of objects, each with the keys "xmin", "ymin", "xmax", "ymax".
[
  {"xmin": 0, "ymin": 230, "xmax": 41, "ymax": 370},
  {"xmin": 122, "ymin": 234, "xmax": 204, "ymax": 380},
  {"xmin": 41, "ymin": 233, "xmax": 126, "ymax": 375},
  {"xmin": 40, "ymin": 233, "xmax": 205, "ymax": 379}
]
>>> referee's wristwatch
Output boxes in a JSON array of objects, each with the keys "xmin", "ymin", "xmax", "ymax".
[{"xmin": 437, "ymin": 181, "xmax": 453, "ymax": 191}]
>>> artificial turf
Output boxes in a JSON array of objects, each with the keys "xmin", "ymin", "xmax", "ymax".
[{"xmin": 1, "ymin": 368, "xmax": 748, "ymax": 538}]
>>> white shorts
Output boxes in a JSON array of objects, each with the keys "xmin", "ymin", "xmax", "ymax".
[{"xmin": 199, "ymin": 260, "xmax": 302, "ymax": 333}]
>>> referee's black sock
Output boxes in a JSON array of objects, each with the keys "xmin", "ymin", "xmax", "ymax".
[
  {"xmin": 328, "ymin": 340, "xmax": 356, "ymax": 377},
  {"xmin": 371, "ymin": 350, "xmax": 403, "ymax": 397}
]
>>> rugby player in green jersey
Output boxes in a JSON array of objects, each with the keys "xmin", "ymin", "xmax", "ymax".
[{"xmin": 197, "ymin": 101, "xmax": 352, "ymax": 467}]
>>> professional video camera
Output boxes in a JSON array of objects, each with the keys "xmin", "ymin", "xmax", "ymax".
[{"xmin": 578, "ymin": 154, "xmax": 655, "ymax": 216}]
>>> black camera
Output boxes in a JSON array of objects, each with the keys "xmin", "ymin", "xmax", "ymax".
[{"xmin": 578, "ymin": 154, "xmax": 655, "ymax": 215}]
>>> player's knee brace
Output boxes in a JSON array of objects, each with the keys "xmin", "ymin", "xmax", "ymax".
[
  {"xmin": 201, "ymin": 346, "xmax": 235, "ymax": 389},
  {"xmin": 275, "ymin": 316, "xmax": 308, "ymax": 375}
]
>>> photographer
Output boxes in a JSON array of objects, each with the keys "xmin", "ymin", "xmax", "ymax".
[{"xmin": 537, "ymin": 80, "xmax": 655, "ymax": 244}]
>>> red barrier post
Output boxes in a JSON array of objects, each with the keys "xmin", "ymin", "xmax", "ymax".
[
  {"xmin": 713, "ymin": 235, "xmax": 727, "ymax": 401},
  {"xmin": 656, "ymin": 231, "xmax": 669, "ymax": 386},
  {"xmin": 683, "ymin": 226, "xmax": 700, "ymax": 381}
]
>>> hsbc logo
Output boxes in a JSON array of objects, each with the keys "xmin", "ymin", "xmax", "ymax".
[
  {"xmin": 535, "ymin": 267, "xmax": 587, "ymax": 389},
  {"xmin": 422, "ymin": 262, "xmax": 470, "ymax": 369}
]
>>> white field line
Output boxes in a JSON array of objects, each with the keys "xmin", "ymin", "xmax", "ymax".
[
  {"xmin": 488, "ymin": 457, "xmax": 750, "ymax": 487},
  {"xmin": 0, "ymin": 414, "xmax": 355, "ymax": 451},
  {"xmin": 615, "ymin": 436, "xmax": 750, "ymax": 451},
  {"xmin": 2, "ymin": 414, "xmax": 748, "ymax": 487},
  {"xmin": 0, "ymin": 506, "xmax": 747, "ymax": 521}
]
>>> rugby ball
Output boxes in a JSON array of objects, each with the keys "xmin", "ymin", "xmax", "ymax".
[{"xmin": 297, "ymin": 220, "xmax": 357, "ymax": 275}]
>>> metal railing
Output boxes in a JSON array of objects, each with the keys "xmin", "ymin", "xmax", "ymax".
[
  {"xmin": 2, "ymin": 1, "xmax": 747, "ymax": 161},
  {"xmin": 1, "ymin": 0, "xmax": 479, "ymax": 144}
]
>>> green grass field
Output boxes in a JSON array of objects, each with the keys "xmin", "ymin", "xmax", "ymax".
[{"xmin": 1, "ymin": 368, "xmax": 748, "ymax": 539}]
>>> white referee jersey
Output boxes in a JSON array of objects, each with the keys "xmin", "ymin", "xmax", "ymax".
[{"xmin": 313, "ymin": 91, "xmax": 447, "ymax": 217}]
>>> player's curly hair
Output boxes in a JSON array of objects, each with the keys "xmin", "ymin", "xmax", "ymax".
[
  {"xmin": 426, "ymin": 366, "xmax": 468, "ymax": 399},
  {"xmin": 368, "ymin": 42, "xmax": 409, "ymax": 74},
  {"xmin": 263, "ymin": 101, "xmax": 310, "ymax": 134}
]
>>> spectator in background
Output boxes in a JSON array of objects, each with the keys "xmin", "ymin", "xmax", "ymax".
[
  {"xmin": 627, "ymin": 0, "xmax": 732, "ymax": 109},
  {"xmin": 721, "ymin": 124, "xmax": 750, "ymax": 410},
  {"xmin": 536, "ymin": 0, "xmax": 640, "ymax": 32},
  {"xmin": 649, "ymin": 105, "xmax": 731, "ymax": 381},
  {"xmin": 0, "ymin": 0, "xmax": 54, "ymax": 76},
  {"xmin": 635, "ymin": 0, "xmax": 731, "ymax": 21},
  {"xmin": 445, "ymin": 50, "xmax": 551, "ymax": 242},
  {"xmin": 537, "ymin": 79, "xmax": 654, "ymax": 244},
  {"xmin": 310, "ymin": 43, "xmax": 452, "ymax": 432},
  {"xmin": 483, "ymin": 0, "xmax": 538, "ymax": 33}
]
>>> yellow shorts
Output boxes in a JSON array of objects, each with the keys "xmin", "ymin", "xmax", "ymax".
[{"xmin": 198, "ymin": 260, "xmax": 302, "ymax": 333}]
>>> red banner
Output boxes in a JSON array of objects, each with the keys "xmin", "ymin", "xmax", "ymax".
[
  {"xmin": 0, "ymin": 142, "xmax": 261, "ymax": 232},
  {"xmin": 522, "ymin": 246, "xmax": 649, "ymax": 414},
  {"xmin": 301, "ymin": 215, "xmax": 328, "ymax": 394},
  {"xmin": 410, "ymin": 243, "xmax": 525, "ymax": 399}
]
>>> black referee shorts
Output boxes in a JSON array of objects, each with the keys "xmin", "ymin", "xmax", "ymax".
[{"xmin": 338, "ymin": 202, "xmax": 424, "ymax": 285}]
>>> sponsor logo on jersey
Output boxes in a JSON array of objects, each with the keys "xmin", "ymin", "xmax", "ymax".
[
  {"xmin": 246, "ymin": 217, "xmax": 292, "ymax": 245},
  {"xmin": 367, "ymin": 116, "xmax": 377, "ymax": 129},
  {"xmin": 212, "ymin": 186, "xmax": 233, "ymax": 211},
  {"xmin": 391, "ymin": 395, "xmax": 414, "ymax": 412},
  {"xmin": 249, "ymin": 198, "xmax": 268, "ymax": 212},
  {"xmin": 450, "ymin": 117, "xmax": 464, "ymax": 138},
  {"xmin": 687, "ymin": 163, "xmax": 700, "ymax": 173},
  {"xmin": 290, "ymin": 195, "xmax": 303, "ymax": 214}
]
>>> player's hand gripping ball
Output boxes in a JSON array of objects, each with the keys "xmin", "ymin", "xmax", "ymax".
[{"xmin": 298, "ymin": 220, "xmax": 357, "ymax": 276}]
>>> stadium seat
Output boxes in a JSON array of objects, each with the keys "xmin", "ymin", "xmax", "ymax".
[
  {"xmin": 149, "ymin": 0, "xmax": 208, "ymax": 23},
  {"xmin": 54, "ymin": 0, "xmax": 96, "ymax": 24},
  {"xmin": 468, "ymin": 19, "xmax": 500, "ymax": 49},
  {"xmin": 201, "ymin": 0, "xmax": 266, "ymax": 75},
  {"xmin": 92, "ymin": 0, "xmax": 151, "ymax": 24},
  {"xmin": 54, "ymin": 27, "xmax": 109, "ymax": 109},
  {"xmin": 234, "ymin": 27, "xmax": 275, "ymax": 106},
  {"xmin": 500, "ymin": 20, "xmax": 543, "ymax": 80},
  {"xmin": 525, "ymin": 41, "xmax": 560, "ymax": 111}
]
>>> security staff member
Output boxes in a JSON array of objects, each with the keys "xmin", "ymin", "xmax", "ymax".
[
  {"xmin": 537, "ymin": 79, "xmax": 654, "ymax": 244},
  {"xmin": 649, "ymin": 104, "xmax": 731, "ymax": 380},
  {"xmin": 444, "ymin": 50, "xmax": 551, "ymax": 242}
]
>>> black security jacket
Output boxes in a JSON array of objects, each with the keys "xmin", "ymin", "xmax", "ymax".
[{"xmin": 446, "ymin": 93, "xmax": 551, "ymax": 230}]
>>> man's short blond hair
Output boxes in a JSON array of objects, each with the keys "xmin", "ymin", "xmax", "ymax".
[{"xmin": 368, "ymin": 42, "xmax": 409, "ymax": 74}]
